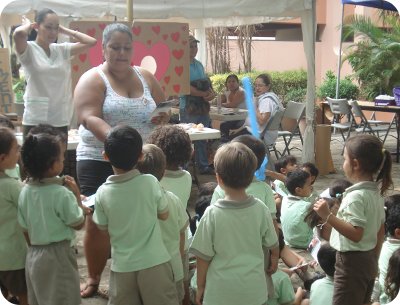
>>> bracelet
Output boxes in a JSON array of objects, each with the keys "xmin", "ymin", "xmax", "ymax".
[{"xmin": 317, "ymin": 212, "xmax": 333, "ymax": 229}]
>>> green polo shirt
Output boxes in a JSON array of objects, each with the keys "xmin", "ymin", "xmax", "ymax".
[
  {"xmin": 160, "ymin": 169, "xmax": 192, "ymax": 208},
  {"xmin": 267, "ymin": 269, "xmax": 295, "ymax": 305},
  {"xmin": 310, "ymin": 276, "xmax": 334, "ymax": 305}
]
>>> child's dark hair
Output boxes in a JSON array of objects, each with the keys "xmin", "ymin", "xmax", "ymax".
[
  {"xmin": 0, "ymin": 127, "xmax": 16, "ymax": 155},
  {"xmin": 28, "ymin": 123, "xmax": 67, "ymax": 144},
  {"xmin": 214, "ymin": 142, "xmax": 257, "ymax": 189},
  {"xmin": 147, "ymin": 125, "xmax": 192, "ymax": 169},
  {"xmin": 232, "ymin": 134, "xmax": 266, "ymax": 170},
  {"xmin": 21, "ymin": 133, "xmax": 62, "ymax": 179},
  {"xmin": 189, "ymin": 194, "xmax": 213, "ymax": 235},
  {"xmin": 136, "ymin": 144, "xmax": 166, "ymax": 181},
  {"xmin": 302, "ymin": 162, "xmax": 319, "ymax": 180},
  {"xmin": 345, "ymin": 134, "xmax": 392, "ymax": 195},
  {"xmin": 285, "ymin": 169, "xmax": 310, "ymax": 195},
  {"xmin": 0, "ymin": 114, "xmax": 15, "ymax": 129},
  {"xmin": 317, "ymin": 242, "xmax": 336, "ymax": 277},
  {"xmin": 385, "ymin": 199, "xmax": 400, "ymax": 237},
  {"xmin": 385, "ymin": 194, "xmax": 400, "ymax": 214},
  {"xmin": 198, "ymin": 182, "xmax": 217, "ymax": 197},
  {"xmin": 304, "ymin": 197, "xmax": 338, "ymax": 229},
  {"xmin": 104, "ymin": 125, "xmax": 142, "ymax": 170},
  {"xmin": 384, "ymin": 248, "xmax": 400, "ymax": 301},
  {"xmin": 274, "ymin": 155, "xmax": 297, "ymax": 173},
  {"xmin": 329, "ymin": 179, "xmax": 353, "ymax": 199}
]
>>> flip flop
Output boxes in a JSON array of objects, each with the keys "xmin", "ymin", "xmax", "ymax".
[{"xmin": 80, "ymin": 282, "xmax": 99, "ymax": 298}]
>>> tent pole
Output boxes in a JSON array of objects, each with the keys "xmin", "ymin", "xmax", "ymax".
[
  {"xmin": 335, "ymin": 3, "xmax": 345, "ymax": 99},
  {"xmin": 127, "ymin": 0, "xmax": 133, "ymax": 23}
]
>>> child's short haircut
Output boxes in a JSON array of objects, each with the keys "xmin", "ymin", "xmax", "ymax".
[
  {"xmin": 104, "ymin": 125, "xmax": 143, "ymax": 171},
  {"xmin": 0, "ymin": 127, "xmax": 16, "ymax": 155},
  {"xmin": 232, "ymin": 134, "xmax": 266, "ymax": 170},
  {"xmin": 302, "ymin": 162, "xmax": 319, "ymax": 179},
  {"xmin": 274, "ymin": 155, "xmax": 297, "ymax": 173},
  {"xmin": 0, "ymin": 114, "xmax": 15, "ymax": 129},
  {"xmin": 22, "ymin": 133, "xmax": 61, "ymax": 179},
  {"xmin": 198, "ymin": 182, "xmax": 217, "ymax": 197},
  {"xmin": 285, "ymin": 169, "xmax": 310, "ymax": 195},
  {"xmin": 214, "ymin": 142, "xmax": 257, "ymax": 189},
  {"xmin": 317, "ymin": 242, "xmax": 336, "ymax": 277},
  {"xmin": 385, "ymin": 199, "xmax": 400, "ymax": 237},
  {"xmin": 28, "ymin": 123, "xmax": 67, "ymax": 143},
  {"xmin": 136, "ymin": 144, "xmax": 166, "ymax": 181},
  {"xmin": 329, "ymin": 179, "xmax": 353, "ymax": 199},
  {"xmin": 147, "ymin": 125, "xmax": 192, "ymax": 168}
]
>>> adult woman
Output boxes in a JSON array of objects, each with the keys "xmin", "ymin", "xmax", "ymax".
[
  {"xmin": 228, "ymin": 73, "xmax": 284, "ymax": 145},
  {"xmin": 74, "ymin": 23, "xmax": 168, "ymax": 298},
  {"xmin": 13, "ymin": 8, "xmax": 97, "ymax": 138},
  {"xmin": 219, "ymin": 74, "xmax": 246, "ymax": 139}
]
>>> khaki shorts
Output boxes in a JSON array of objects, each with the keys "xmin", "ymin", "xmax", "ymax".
[{"xmin": 0, "ymin": 269, "xmax": 27, "ymax": 295}]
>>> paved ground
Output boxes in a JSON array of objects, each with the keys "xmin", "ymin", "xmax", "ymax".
[{"xmin": 79, "ymin": 130, "xmax": 400, "ymax": 305}]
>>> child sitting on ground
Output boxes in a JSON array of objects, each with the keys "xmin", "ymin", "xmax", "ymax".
[
  {"xmin": 271, "ymin": 155, "xmax": 298, "ymax": 197},
  {"xmin": 280, "ymin": 169, "xmax": 314, "ymax": 249},
  {"xmin": 0, "ymin": 127, "xmax": 28, "ymax": 305},
  {"xmin": 190, "ymin": 142, "xmax": 279, "ymax": 305},
  {"xmin": 319, "ymin": 178, "xmax": 353, "ymax": 199},
  {"xmin": 137, "ymin": 143, "xmax": 189, "ymax": 302},
  {"xmin": 301, "ymin": 162, "xmax": 319, "ymax": 203},
  {"xmin": 18, "ymin": 131, "xmax": 87, "ymax": 305},
  {"xmin": 93, "ymin": 125, "xmax": 179, "ymax": 305}
]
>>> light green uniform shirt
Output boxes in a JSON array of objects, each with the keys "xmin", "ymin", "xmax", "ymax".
[
  {"xmin": 190, "ymin": 196, "xmax": 278, "ymax": 305},
  {"xmin": 93, "ymin": 169, "xmax": 171, "ymax": 272},
  {"xmin": 309, "ymin": 276, "xmax": 334, "ymax": 305},
  {"xmin": 273, "ymin": 179, "xmax": 289, "ymax": 197},
  {"xmin": 160, "ymin": 169, "xmax": 192, "ymax": 208},
  {"xmin": 280, "ymin": 195, "xmax": 313, "ymax": 249},
  {"xmin": 267, "ymin": 269, "xmax": 295, "ymax": 305},
  {"xmin": 5, "ymin": 164, "xmax": 20, "ymax": 180},
  {"xmin": 159, "ymin": 190, "xmax": 189, "ymax": 282},
  {"xmin": 18, "ymin": 177, "xmax": 84, "ymax": 245},
  {"xmin": 211, "ymin": 178, "xmax": 277, "ymax": 218},
  {"xmin": 379, "ymin": 238, "xmax": 400, "ymax": 304},
  {"xmin": 0, "ymin": 173, "xmax": 26, "ymax": 270},
  {"xmin": 330, "ymin": 181, "xmax": 385, "ymax": 252}
]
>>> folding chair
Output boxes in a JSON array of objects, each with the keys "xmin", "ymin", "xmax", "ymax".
[
  {"xmin": 327, "ymin": 97, "xmax": 357, "ymax": 154},
  {"xmin": 277, "ymin": 101, "xmax": 305, "ymax": 156},
  {"xmin": 260, "ymin": 109, "xmax": 285, "ymax": 160},
  {"xmin": 350, "ymin": 100, "xmax": 396, "ymax": 145}
]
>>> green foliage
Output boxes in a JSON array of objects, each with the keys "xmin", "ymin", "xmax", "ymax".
[
  {"xmin": 12, "ymin": 77, "xmax": 26, "ymax": 103},
  {"xmin": 317, "ymin": 70, "xmax": 359, "ymax": 100},
  {"xmin": 209, "ymin": 69, "xmax": 307, "ymax": 106},
  {"xmin": 342, "ymin": 14, "xmax": 400, "ymax": 100}
]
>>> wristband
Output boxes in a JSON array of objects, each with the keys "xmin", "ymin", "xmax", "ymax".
[{"xmin": 317, "ymin": 212, "xmax": 333, "ymax": 229}]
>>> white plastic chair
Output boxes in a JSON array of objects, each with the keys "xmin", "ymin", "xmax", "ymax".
[{"xmin": 260, "ymin": 109, "xmax": 285, "ymax": 160}]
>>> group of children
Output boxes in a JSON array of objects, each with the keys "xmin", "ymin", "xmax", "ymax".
[{"xmin": 1, "ymin": 112, "xmax": 400, "ymax": 305}]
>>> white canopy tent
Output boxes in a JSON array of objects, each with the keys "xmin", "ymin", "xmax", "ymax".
[{"xmin": 0, "ymin": 0, "xmax": 316, "ymax": 162}]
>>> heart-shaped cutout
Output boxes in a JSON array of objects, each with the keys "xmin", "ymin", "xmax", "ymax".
[
  {"xmin": 132, "ymin": 26, "xmax": 141, "ymax": 36},
  {"xmin": 172, "ymin": 49, "xmax": 184, "ymax": 60}
]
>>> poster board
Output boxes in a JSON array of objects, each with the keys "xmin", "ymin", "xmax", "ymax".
[
  {"xmin": 70, "ymin": 21, "xmax": 189, "ymax": 96},
  {"xmin": 0, "ymin": 48, "xmax": 14, "ymax": 113}
]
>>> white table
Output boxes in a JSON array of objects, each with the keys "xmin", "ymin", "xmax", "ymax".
[{"xmin": 209, "ymin": 106, "xmax": 247, "ymax": 122}]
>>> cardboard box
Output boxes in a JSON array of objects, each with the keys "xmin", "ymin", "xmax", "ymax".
[
  {"xmin": 315, "ymin": 124, "xmax": 335, "ymax": 175},
  {"xmin": 0, "ymin": 48, "xmax": 14, "ymax": 113}
]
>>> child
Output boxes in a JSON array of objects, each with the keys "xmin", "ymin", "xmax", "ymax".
[
  {"xmin": 18, "ymin": 132, "xmax": 86, "ymax": 305},
  {"xmin": 0, "ymin": 115, "xmax": 20, "ymax": 180},
  {"xmin": 319, "ymin": 178, "xmax": 353, "ymax": 199},
  {"xmin": 307, "ymin": 243, "xmax": 336, "ymax": 305},
  {"xmin": 302, "ymin": 162, "xmax": 319, "ymax": 203},
  {"xmin": 379, "ymin": 198, "xmax": 400, "ymax": 304},
  {"xmin": 271, "ymin": 155, "xmax": 298, "ymax": 197},
  {"xmin": 280, "ymin": 169, "xmax": 314, "ymax": 249},
  {"xmin": 0, "ymin": 127, "xmax": 28, "ymax": 305},
  {"xmin": 190, "ymin": 182, "xmax": 217, "ymax": 235},
  {"xmin": 383, "ymin": 248, "xmax": 400, "ymax": 303},
  {"xmin": 137, "ymin": 143, "xmax": 189, "ymax": 302},
  {"xmin": 190, "ymin": 142, "xmax": 279, "ymax": 305},
  {"xmin": 92, "ymin": 125, "xmax": 178, "ymax": 305},
  {"xmin": 314, "ymin": 134, "xmax": 392, "ymax": 305},
  {"xmin": 211, "ymin": 135, "xmax": 278, "ymax": 223}
]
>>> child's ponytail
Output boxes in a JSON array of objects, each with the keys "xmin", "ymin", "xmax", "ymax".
[{"xmin": 377, "ymin": 148, "xmax": 393, "ymax": 195}]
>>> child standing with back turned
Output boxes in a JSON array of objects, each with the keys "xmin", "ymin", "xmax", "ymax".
[
  {"xmin": 190, "ymin": 142, "xmax": 279, "ymax": 305},
  {"xmin": 314, "ymin": 134, "xmax": 392, "ymax": 305}
]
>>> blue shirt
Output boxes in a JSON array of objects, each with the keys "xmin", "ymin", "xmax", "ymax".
[{"xmin": 179, "ymin": 59, "xmax": 207, "ymax": 110}]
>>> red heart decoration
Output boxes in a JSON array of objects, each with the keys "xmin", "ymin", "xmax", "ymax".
[
  {"xmin": 87, "ymin": 28, "xmax": 96, "ymax": 37},
  {"xmin": 99, "ymin": 23, "xmax": 106, "ymax": 30},
  {"xmin": 79, "ymin": 53, "xmax": 87, "ymax": 63},
  {"xmin": 174, "ymin": 66, "xmax": 183, "ymax": 76},
  {"xmin": 164, "ymin": 76, "xmax": 170, "ymax": 84},
  {"xmin": 132, "ymin": 41, "xmax": 171, "ymax": 81},
  {"xmin": 88, "ymin": 41, "xmax": 105, "ymax": 66},
  {"xmin": 173, "ymin": 84, "xmax": 181, "ymax": 93},
  {"xmin": 162, "ymin": 34, "xmax": 168, "ymax": 40},
  {"xmin": 152, "ymin": 26, "xmax": 160, "ymax": 35},
  {"xmin": 132, "ymin": 26, "xmax": 141, "ymax": 36},
  {"xmin": 172, "ymin": 49, "xmax": 184, "ymax": 60},
  {"xmin": 72, "ymin": 65, "xmax": 79, "ymax": 72},
  {"xmin": 171, "ymin": 32, "xmax": 180, "ymax": 42}
]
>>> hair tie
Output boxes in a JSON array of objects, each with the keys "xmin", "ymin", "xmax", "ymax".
[{"xmin": 335, "ymin": 193, "xmax": 342, "ymax": 199}]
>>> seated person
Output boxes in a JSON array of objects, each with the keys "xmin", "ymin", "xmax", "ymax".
[
  {"xmin": 301, "ymin": 162, "xmax": 319, "ymax": 203},
  {"xmin": 271, "ymin": 155, "xmax": 298, "ymax": 197}
]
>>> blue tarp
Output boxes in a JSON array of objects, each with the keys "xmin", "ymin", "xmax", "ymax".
[{"xmin": 341, "ymin": 0, "xmax": 397, "ymax": 11}]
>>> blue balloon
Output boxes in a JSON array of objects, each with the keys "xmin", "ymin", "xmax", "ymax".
[{"xmin": 242, "ymin": 77, "xmax": 259, "ymax": 138}]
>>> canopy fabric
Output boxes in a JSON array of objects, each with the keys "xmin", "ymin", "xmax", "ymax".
[{"xmin": 341, "ymin": 0, "xmax": 397, "ymax": 11}]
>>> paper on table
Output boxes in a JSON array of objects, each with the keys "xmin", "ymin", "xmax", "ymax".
[{"xmin": 150, "ymin": 99, "xmax": 179, "ymax": 120}]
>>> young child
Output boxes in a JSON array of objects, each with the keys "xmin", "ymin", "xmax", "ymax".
[
  {"xmin": 272, "ymin": 155, "xmax": 298, "ymax": 197},
  {"xmin": 314, "ymin": 134, "xmax": 392, "ymax": 305},
  {"xmin": 190, "ymin": 142, "xmax": 279, "ymax": 305},
  {"xmin": 319, "ymin": 178, "xmax": 353, "ymax": 199},
  {"xmin": 92, "ymin": 125, "xmax": 178, "ymax": 305},
  {"xmin": 190, "ymin": 182, "xmax": 217, "ymax": 235},
  {"xmin": 211, "ymin": 135, "xmax": 278, "ymax": 224},
  {"xmin": 137, "ymin": 143, "xmax": 189, "ymax": 302},
  {"xmin": 382, "ymin": 248, "xmax": 400, "ymax": 303},
  {"xmin": 379, "ymin": 198, "xmax": 400, "ymax": 304},
  {"xmin": 0, "ymin": 115, "xmax": 20, "ymax": 180},
  {"xmin": 18, "ymin": 132, "xmax": 86, "ymax": 305},
  {"xmin": 302, "ymin": 162, "xmax": 319, "ymax": 203},
  {"xmin": 0, "ymin": 127, "xmax": 28, "ymax": 305},
  {"xmin": 280, "ymin": 169, "xmax": 314, "ymax": 249}
]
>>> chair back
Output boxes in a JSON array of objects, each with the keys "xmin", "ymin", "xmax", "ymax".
[
  {"xmin": 327, "ymin": 97, "xmax": 351, "ymax": 116},
  {"xmin": 282, "ymin": 101, "xmax": 305, "ymax": 120},
  {"xmin": 260, "ymin": 109, "xmax": 285, "ymax": 140}
]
